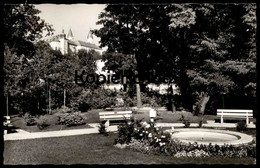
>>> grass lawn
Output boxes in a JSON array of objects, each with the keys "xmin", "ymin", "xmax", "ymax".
[
  {"xmin": 4, "ymin": 133, "xmax": 255, "ymax": 165},
  {"xmin": 10, "ymin": 115, "xmax": 92, "ymax": 133},
  {"xmin": 11, "ymin": 109, "xmax": 205, "ymax": 132},
  {"xmin": 10, "ymin": 108, "xmax": 256, "ymax": 133},
  {"xmin": 85, "ymin": 108, "xmax": 205, "ymax": 123}
]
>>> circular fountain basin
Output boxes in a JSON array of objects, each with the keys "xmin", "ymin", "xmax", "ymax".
[{"xmin": 168, "ymin": 128, "xmax": 253, "ymax": 146}]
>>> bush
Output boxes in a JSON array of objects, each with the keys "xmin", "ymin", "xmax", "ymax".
[
  {"xmin": 98, "ymin": 122, "xmax": 109, "ymax": 136},
  {"xmin": 74, "ymin": 89, "xmax": 117, "ymax": 111},
  {"xmin": 57, "ymin": 112, "xmax": 86, "ymax": 127},
  {"xmin": 114, "ymin": 118, "xmax": 256, "ymax": 158},
  {"xmin": 236, "ymin": 121, "xmax": 248, "ymax": 132},
  {"xmin": 52, "ymin": 106, "xmax": 73, "ymax": 114},
  {"xmin": 36, "ymin": 115, "xmax": 49, "ymax": 130},
  {"xmin": 23, "ymin": 113, "xmax": 37, "ymax": 126},
  {"xmin": 115, "ymin": 119, "xmax": 142, "ymax": 144},
  {"xmin": 179, "ymin": 115, "xmax": 190, "ymax": 128},
  {"xmin": 128, "ymin": 138, "xmax": 154, "ymax": 154},
  {"xmin": 198, "ymin": 120, "xmax": 203, "ymax": 128}
]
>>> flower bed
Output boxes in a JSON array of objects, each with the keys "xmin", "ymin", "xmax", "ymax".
[{"xmin": 114, "ymin": 119, "xmax": 256, "ymax": 158}]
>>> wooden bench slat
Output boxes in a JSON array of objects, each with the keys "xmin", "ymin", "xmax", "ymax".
[
  {"xmin": 217, "ymin": 115, "xmax": 253, "ymax": 118},
  {"xmin": 99, "ymin": 111, "xmax": 132, "ymax": 115},
  {"xmin": 217, "ymin": 113, "xmax": 253, "ymax": 116},
  {"xmin": 100, "ymin": 114, "xmax": 132, "ymax": 119},
  {"xmin": 4, "ymin": 116, "xmax": 11, "ymax": 120},
  {"xmin": 217, "ymin": 109, "xmax": 253, "ymax": 124},
  {"xmin": 99, "ymin": 111, "xmax": 133, "ymax": 125},
  {"xmin": 217, "ymin": 109, "xmax": 253, "ymax": 113}
]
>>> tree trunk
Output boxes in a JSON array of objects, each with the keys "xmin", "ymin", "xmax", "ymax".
[
  {"xmin": 64, "ymin": 88, "xmax": 66, "ymax": 107},
  {"xmin": 6, "ymin": 93, "xmax": 9, "ymax": 116},
  {"xmin": 38, "ymin": 99, "xmax": 40, "ymax": 113},
  {"xmin": 199, "ymin": 94, "xmax": 210, "ymax": 115},
  {"xmin": 136, "ymin": 78, "xmax": 142, "ymax": 108},
  {"xmin": 169, "ymin": 84, "xmax": 176, "ymax": 112},
  {"xmin": 49, "ymin": 85, "xmax": 51, "ymax": 114}
]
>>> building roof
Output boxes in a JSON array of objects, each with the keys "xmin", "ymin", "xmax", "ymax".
[
  {"xmin": 87, "ymin": 30, "xmax": 94, "ymax": 39},
  {"xmin": 68, "ymin": 40, "xmax": 78, "ymax": 46},
  {"xmin": 77, "ymin": 40, "xmax": 100, "ymax": 50},
  {"xmin": 67, "ymin": 29, "xmax": 74, "ymax": 39}
]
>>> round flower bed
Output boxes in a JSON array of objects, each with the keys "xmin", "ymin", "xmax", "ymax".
[{"xmin": 114, "ymin": 119, "xmax": 256, "ymax": 158}]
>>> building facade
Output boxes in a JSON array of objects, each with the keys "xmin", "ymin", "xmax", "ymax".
[{"xmin": 46, "ymin": 29, "xmax": 102, "ymax": 55}]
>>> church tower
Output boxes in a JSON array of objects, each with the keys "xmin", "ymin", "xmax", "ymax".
[
  {"xmin": 86, "ymin": 29, "xmax": 94, "ymax": 44},
  {"xmin": 67, "ymin": 28, "xmax": 74, "ymax": 40}
]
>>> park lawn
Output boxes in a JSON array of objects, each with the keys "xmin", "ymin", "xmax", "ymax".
[
  {"xmin": 4, "ymin": 133, "xmax": 255, "ymax": 165},
  {"xmin": 85, "ymin": 108, "xmax": 203, "ymax": 123},
  {"xmin": 9, "ymin": 109, "xmax": 222, "ymax": 133},
  {"xmin": 10, "ymin": 114, "xmax": 92, "ymax": 133}
]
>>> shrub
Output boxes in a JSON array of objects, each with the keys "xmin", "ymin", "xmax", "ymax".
[
  {"xmin": 98, "ymin": 122, "xmax": 109, "ymax": 136},
  {"xmin": 236, "ymin": 121, "xmax": 248, "ymax": 132},
  {"xmin": 128, "ymin": 138, "xmax": 153, "ymax": 154},
  {"xmin": 115, "ymin": 119, "xmax": 142, "ymax": 144},
  {"xmin": 179, "ymin": 115, "xmax": 190, "ymax": 128},
  {"xmin": 198, "ymin": 120, "xmax": 203, "ymax": 128},
  {"xmin": 36, "ymin": 115, "xmax": 49, "ymax": 130},
  {"xmin": 23, "ymin": 113, "xmax": 37, "ymax": 126},
  {"xmin": 57, "ymin": 112, "xmax": 86, "ymax": 127},
  {"xmin": 114, "ymin": 118, "xmax": 256, "ymax": 158},
  {"xmin": 74, "ymin": 89, "xmax": 117, "ymax": 111},
  {"xmin": 23, "ymin": 112, "xmax": 32, "ymax": 120},
  {"xmin": 52, "ymin": 106, "xmax": 73, "ymax": 114}
]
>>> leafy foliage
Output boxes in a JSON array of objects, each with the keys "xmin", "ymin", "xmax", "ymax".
[
  {"xmin": 94, "ymin": 4, "xmax": 256, "ymax": 115},
  {"xmin": 36, "ymin": 115, "xmax": 49, "ymax": 129},
  {"xmin": 115, "ymin": 119, "xmax": 256, "ymax": 158},
  {"xmin": 3, "ymin": 4, "xmax": 54, "ymax": 57},
  {"xmin": 236, "ymin": 121, "xmax": 248, "ymax": 132},
  {"xmin": 98, "ymin": 122, "xmax": 109, "ymax": 136},
  {"xmin": 23, "ymin": 113, "xmax": 37, "ymax": 126},
  {"xmin": 57, "ymin": 111, "xmax": 86, "ymax": 127}
]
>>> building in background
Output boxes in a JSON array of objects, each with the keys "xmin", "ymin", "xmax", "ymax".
[{"xmin": 46, "ymin": 29, "xmax": 102, "ymax": 55}]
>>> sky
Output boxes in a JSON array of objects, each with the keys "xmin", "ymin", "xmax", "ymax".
[{"xmin": 35, "ymin": 4, "xmax": 106, "ymax": 50}]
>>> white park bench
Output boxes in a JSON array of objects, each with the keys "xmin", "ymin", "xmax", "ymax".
[
  {"xmin": 3, "ymin": 116, "xmax": 11, "ymax": 134},
  {"xmin": 217, "ymin": 109, "xmax": 253, "ymax": 125},
  {"xmin": 99, "ymin": 111, "xmax": 132, "ymax": 125},
  {"xmin": 3, "ymin": 116, "xmax": 11, "ymax": 126}
]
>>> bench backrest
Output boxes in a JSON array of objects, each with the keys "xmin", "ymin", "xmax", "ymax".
[
  {"xmin": 99, "ymin": 111, "xmax": 132, "ymax": 120},
  {"xmin": 4, "ymin": 116, "xmax": 11, "ymax": 124},
  {"xmin": 217, "ymin": 109, "xmax": 253, "ymax": 118}
]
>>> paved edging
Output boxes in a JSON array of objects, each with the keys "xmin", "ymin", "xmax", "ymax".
[
  {"xmin": 4, "ymin": 126, "xmax": 118, "ymax": 141},
  {"xmin": 4, "ymin": 122, "xmax": 255, "ymax": 141},
  {"xmin": 167, "ymin": 128, "xmax": 254, "ymax": 146}
]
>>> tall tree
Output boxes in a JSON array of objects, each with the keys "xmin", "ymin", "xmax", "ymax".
[
  {"xmin": 94, "ymin": 5, "xmax": 176, "ymax": 108},
  {"xmin": 168, "ymin": 4, "xmax": 256, "ymax": 114},
  {"xmin": 3, "ymin": 4, "xmax": 54, "ymax": 57}
]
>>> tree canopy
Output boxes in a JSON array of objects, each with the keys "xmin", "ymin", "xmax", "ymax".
[
  {"xmin": 3, "ymin": 4, "xmax": 54, "ymax": 57},
  {"xmin": 94, "ymin": 4, "xmax": 256, "ymax": 114}
]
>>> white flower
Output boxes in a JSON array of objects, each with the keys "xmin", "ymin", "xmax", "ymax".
[
  {"xmin": 134, "ymin": 128, "xmax": 137, "ymax": 131},
  {"xmin": 148, "ymin": 133, "xmax": 152, "ymax": 138},
  {"xmin": 145, "ymin": 131, "xmax": 148, "ymax": 134},
  {"xmin": 171, "ymin": 126, "xmax": 175, "ymax": 132},
  {"xmin": 161, "ymin": 135, "xmax": 166, "ymax": 138},
  {"xmin": 140, "ymin": 134, "xmax": 143, "ymax": 136},
  {"xmin": 141, "ymin": 121, "xmax": 148, "ymax": 126},
  {"xmin": 145, "ymin": 124, "xmax": 151, "ymax": 128}
]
